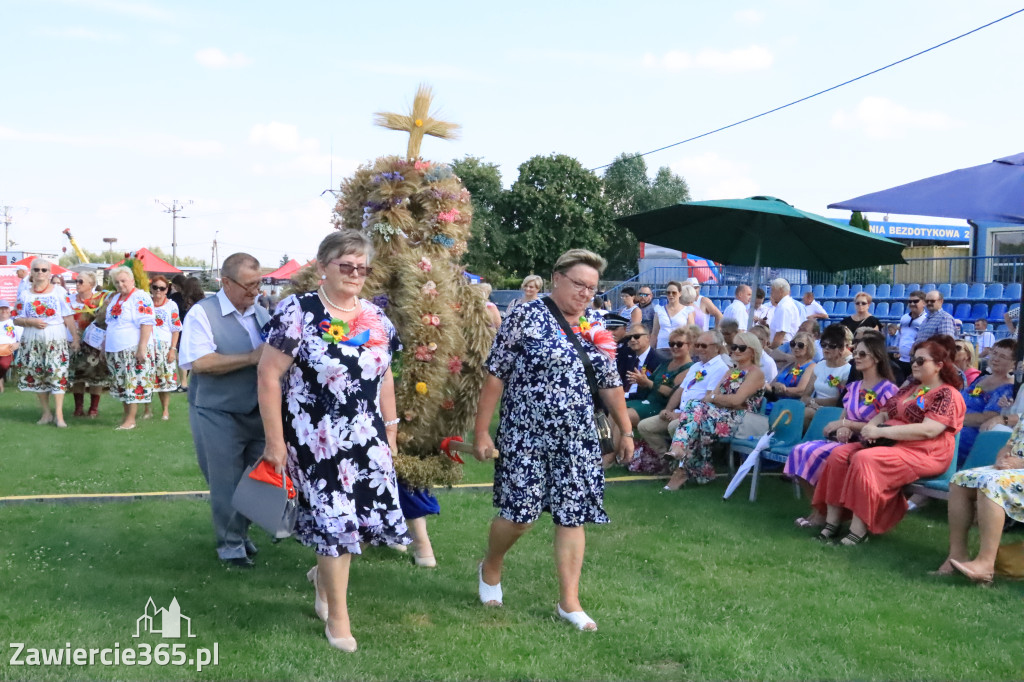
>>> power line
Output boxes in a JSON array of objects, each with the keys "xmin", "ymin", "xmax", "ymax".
[
  {"xmin": 155, "ymin": 199, "xmax": 192, "ymax": 266},
  {"xmin": 590, "ymin": 7, "xmax": 1024, "ymax": 172}
]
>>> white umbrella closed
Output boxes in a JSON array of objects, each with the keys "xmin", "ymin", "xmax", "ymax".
[{"xmin": 722, "ymin": 408, "xmax": 794, "ymax": 501}]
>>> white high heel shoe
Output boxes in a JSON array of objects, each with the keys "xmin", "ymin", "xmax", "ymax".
[
  {"xmin": 325, "ymin": 623, "xmax": 357, "ymax": 652},
  {"xmin": 306, "ymin": 567, "xmax": 328, "ymax": 622}
]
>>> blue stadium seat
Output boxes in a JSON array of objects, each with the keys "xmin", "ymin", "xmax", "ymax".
[
  {"xmin": 905, "ymin": 283, "xmax": 921, "ymax": 296},
  {"xmin": 874, "ymin": 302, "xmax": 890, "ymax": 318},
  {"xmin": 823, "ymin": 284, "xmax": 837, "ymax": 299},
  {"xmin": 836, "ymin": 284, "xmax": 849, "ymax": 299},
  {"xmin": 832, "ymin": 301, "xmax": 848, "ymax": 316},
  {"xmin": 727, "ymin": 286, "xmax": 737, "ymax": 297},
  {"xmin": 967, "ymin": 283, "xmax": 985, "ymax": 300},
  {"xmin": 951, "ymin": 283, "xmax": 968, "ymax": 300},
  {"xmin": 942, "ymin": 303, "xmax": 953, "ymax": 315},
  {"xmin": 849, "ymin": 284, "xmax": 863, "ymax": 296},
  {"xmin": 923, "ymin": 283, "xmax": 937, "ymax": 293},
  {"xmin": 890, "ymin": 284, "xmax": 905, "ymax": 301},
  {"xmin": 1005, "ymin": 283, "xmax": 1021, "ymax": 301},
  {"xmin": 889, "ymin": 302, "xmax": 905, "ymax": 319},
  {"xmin": 989, "ymin": 303, "xmax": 1008, "ymax": 323},
  {"xmin": 863, "ymin": 284, "xmax": 876, "ymax": 298},
  {"xmin": 996, "ymin": 324, "xmax": 1012, "ymax": 339},
  {"xmin": 875, "ymin": 284, "xmax": 891, "ymax": 300},
  {"xmin": 970, "ymin": 303, "xmax": 989, "ymax": 322},
  {"xmin": 659, "ymin": 297, "xmax": 667, "ymax": 306},
  {"xmin": 823, "ymin": 301, "xmax": 835, "ymax": 314},
  {"xmin": 985, "ymin": 283, "xmax": 1004, "ymax": 300},
  {"xmin": 938, "ymin": 283, "xmax": 952, "ymax": 299},
  {"xmin": 812, "ymin": 284, "xmax": 824, "ymax": 299},
  {"xmin": 953, "ymin": 303, "xmax": 972, "ymax": 320}
]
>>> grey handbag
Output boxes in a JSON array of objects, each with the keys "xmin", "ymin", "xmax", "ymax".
[{"xmin": 231, "ymin": 462, "xmax": 298, "ymax": 539}]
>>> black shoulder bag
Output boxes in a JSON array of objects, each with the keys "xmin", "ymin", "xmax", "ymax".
[{"xmin": 543, "ymin": 297, "xmax": 615, "ymax": 455}]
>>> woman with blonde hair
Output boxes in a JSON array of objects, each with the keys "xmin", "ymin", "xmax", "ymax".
[
  {"xmin": 13, "ymin": 258, "xmax": 79, "ymax": 426},
  {"xmin": 104, "ymin": 265, "xmax": 155, "ymax": 431},
  {"xmin": 506, "ymin": 274, "xmax": 543, "ymax": 315},
  {"xmin": 953, "ymin": 339, "xmax": 981, "ymax": 385}
]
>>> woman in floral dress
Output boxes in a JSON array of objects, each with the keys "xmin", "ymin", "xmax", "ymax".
[
  {"xmin": 104, "ymin": 266, "xmax": 155, "ymax": 431},
  {"xmin": 13, "ymin": 258, "xmax": 79, "ymax": 427},
  {"xmin": 68, "ymin": 271, "xmax": 109, "ymax": 418},
  {"xmin": 473, "ymin": 249, "xmax": 633, "ymax": 633},
  {"xmin": 956, "ymin": 339, "xmax": 1015, "ymax": 465},
  {"xmin": 936, "ymin": 419, "xmax": 1024, "ymax": 585},
  {"xmin": 664, "ymin": 331, "xmax": 765, "ymax": 490},
  {"xmin": 143, "ymin": 275, "xmax": 182, "ymax": 421},
  {"xmin": 258, "ymin": 230, "xmax": 406, "ymax": 653},
  {"xmin": 787, "ymin": 335, "xmax": 897, "ymax": 528}
]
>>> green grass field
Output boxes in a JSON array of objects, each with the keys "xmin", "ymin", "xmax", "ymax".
[{"xmin": 2, "ymin": 390, "xmax": 1023, "ymax": 681}]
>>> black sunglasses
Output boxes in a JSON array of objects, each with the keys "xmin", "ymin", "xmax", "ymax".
[
  {"xmin": 151, "ymin": 285, "xmax": 167, "ymax": 291},
  {"xmin": 75, "ymin": 279, "xmax": 85, "ymax": 285},
  {"xmin": 911, "ymin": 356, "xmax": 930, "ymax": 366},
  {"xmin": 908, "ymin": 299, "xmax": 921, "ymax": 304},
  {"xmin": 855, "ymin": 301, "xmax": 869, "ymax": 306},
  {"xmin": 637, "ymin": 292, "xmax": 652, "ymax": 297},
  {"xmin": 32, "ymin": 268, "xmax": 49, "ymax": 273},
  {"xmin": 730, "ymin": 344, "xmax": 749, "ymax": 353},
  {"xmin": 821, "ymin": 343, "xmax": 844, "ymax": 350},
  {"xmin": 792, "ymin": 342, "xmax": 808, "ymax": 349},
  {"xmin": 668, "ymin": 341, "xmax": 687, "ymax": 348},
  {"xmin": 625, "ymin": 333, "xmax": 647, "ymax": 341},
  {"xmin": 693, "ymin": 342, "xmax": 709, "ymax": 349}
]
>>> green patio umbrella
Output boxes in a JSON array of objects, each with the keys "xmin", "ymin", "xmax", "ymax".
[{"xmin": 616, "ymin": 195, "xmax": 907, "ymax": 320}]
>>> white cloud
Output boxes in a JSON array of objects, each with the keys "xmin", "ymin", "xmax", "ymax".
[
  {"xmin": 671, "ymin": 152, "xmax": 760, "ymax": 200},
  {"xmin": 642, "ymin": 45, "xmax": 773, "ymax": 72},
  {"xmin": 0, "ymin": 125, "xmax": 225, "ymax": 157},
  {"xmin": 347, "ymin": 60, "xmax": 491, "ymax": 83},
  {"xmin": 194, "ymin": 47, "xmax": 250, "ymax": 69},
  {"xmin": 35, "ymin": 26, "xmax": 122, "ymax": 41},
  {"xmin": 831, "ymin": 96, "xmax": 957, "ymax": 139},
  {"xmin": 733, "ymin": 9, "xmax": 764, "ymax": 24},
  {"xmin": 248, "ymin": 122, "xmax": 319, "ymax": 154}
]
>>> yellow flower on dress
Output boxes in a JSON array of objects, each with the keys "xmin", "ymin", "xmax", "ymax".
[
  {"xmin": 415, "ymin": 382, "xmax": 428, "ymax": 395},
  {"xmin": 578, "ymin": 317, "xmax": 592, "ymax": 332}
]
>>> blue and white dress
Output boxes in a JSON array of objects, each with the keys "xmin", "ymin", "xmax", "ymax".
[{"xmin": 486, "ymin": 299, "xmax": 621, "ymax": 527}]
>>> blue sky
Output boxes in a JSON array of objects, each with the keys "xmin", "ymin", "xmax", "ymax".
[{"xmin": 3, "ymin": 0, "xmax": 1022, "ymax": 267}]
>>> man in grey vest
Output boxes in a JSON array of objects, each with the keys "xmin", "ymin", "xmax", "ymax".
[{"xmin": 179, "ymin": 253, "xmax": 270, "ymax": 568}]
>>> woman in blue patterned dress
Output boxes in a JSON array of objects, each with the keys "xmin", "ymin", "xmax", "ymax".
[
  {"xmin": 956, "ymin": 339, "xmax": 1015, "ymax": 465},
  {"xmin": 473, "ymin": 249, "xmax": 633, "ymax": 633},
  {"xmin": 13, "ymin": 258, "xmax": 79, "ymax": 427},
  {"xmin": 258, "ymin": 230, "xmax": 407, "ymax": 653},
  {"xmin": 936, "ymin": 420, "xmax": 1024, "ymax": 585},
  {"xmin": 664, "ymin": 331, "xmax": 765, "ymax": 490},
  {"xmin": 786, "ymin": 335, "xmax": 897, "ymax": 528}
]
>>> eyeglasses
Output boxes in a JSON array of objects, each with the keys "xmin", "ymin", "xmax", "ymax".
[
  {"xmin": 625, "ymin": 333, "xmax": 648, "ymax": 341},
  {"xmin": 329, "ymin": 261, "xmax": 373, "ymax": 278},
  {"xmin": 693, "ymin": 342, "xmax": 709, "ymax": 349},
  {"xmin": 32, "ymin": 268, "xmax": 49, "ymax": 273},
  {"xmin": 151, "ymin": 285, "xmax": 168, "ymax": 291},
  {"xmin": 75, "ymin": 279, "xmax": 85, "ymax": 285},
  {"xmin": 821, "ymin": 343, "xmax": 843, "ymax": 350},
  {"xmin": 925, "ymin": 298, "xmax": 940, "ymax": 304},
  {"xmin": 558, "ymin": 274, "xmax": 597, "ymax": 295},
  {"xmin": 792, "ymin": 342, "xmax": 808, "ymax": 349},
  {"xmin": 225, "ymin": 276, "xmax": 262, "ymax": 295},
  {"xmin": 911, "ymin": 356, "xmax": 931, "ymax": 366},
  {"xmin": 855, "ymin": 301, "xmax": 869, "ymax": 306},
  {"xmin": 668, "ymin": 341, "xmax": 688, "ymax": 348},
  {"xmin": 729, "ymin": 344, "xmax": 749, "ymax": 353},
  {"xmin": 853, "ymin": 350, "xmax": 871, "ymax": 359},
  {"xmin": 665, "ymin": 290, "xmax": 679, "ymax": 296},
  {"xmin": 908, "ymin": 299, "xmax": 921, "ymax": 305},
  {"xmin": 638, "ymin": 292, "xmax": 652, "ymax": 297}
]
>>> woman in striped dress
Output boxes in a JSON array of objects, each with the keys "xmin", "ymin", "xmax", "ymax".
[{"xmin": 787, "ymin": 335, "xmax": 897, "ymax": 528}]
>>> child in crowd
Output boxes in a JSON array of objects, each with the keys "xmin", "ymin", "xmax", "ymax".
[
  {"xmin": 0, "ymin": 300, "xmax": 22, "ymax": 392},
  {"xmin": 974, "ymin": 319, "xmax": 996, "ymax": 358},
  {"xmin": 886, "ymin": 323, "xmax": 900, "ymax": 352}
]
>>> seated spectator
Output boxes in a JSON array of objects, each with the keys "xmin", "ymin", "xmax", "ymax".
[
  {"xmin": 802, "ymin": 291, "xmax": 829, "ymax": 321},
  {"xmin": 840, "ymin": 292, "xmax": 883, "ymax": 336},
  {"xmin": 749, "ymin": 325, "xmax": 779, "ymax": 385},
  {"xmin": 937, "ymin": 420, "xmax": 1024, "ymax": 585},
  {"xmin": 886, "ymin": 323, "xmax": 900, "ymax": 353},
  {"xmin": 622, "ymin": 323, "xmax": 661, "ymax": 401},
  {"xmin": 957, "ymin": 339, "xmax": 1016, "ymax": 465},
  {"xmin": 980, "ymin": 387, "xmax": 1023, "ymax": 434},
  {"xmin": 847, "ymin": 328, "xmax": 906, "ymax": 386},
  {"xmin": 805, "ymin": 325, "xmax": 853, "ymax": 424},
  {"xmin": 953, "ymin": 339, "xmax": 981, "ymax": 385},
  {"xmin": 604, "ymin": 313, "xmax": 634, "ymax": 387},
  {"xmin": 766, "ymin": 331, "xmax": 816, "ymax": 402},
  {"xmin": 636, "ymin": 331, "xmax": 729, "ymax": 456},
  {"xmin": 664, "ymin": 332, "xmax": 765, "ymax": 490},
  {"xmin": 718, "ymin": 318, "xmax": 739, "ymax": 348},
  {"xmin": 812, "ymin": 338, "xmax": 965, "ymax": 545},
  {"xmin": 625, "ymin": 327, "xmax": 693, "ymax": 428},
  {"xmin": 786, "ymin": 335, "xmax": 898, "ymax": 527},
  {"xmin": 774, "ymin": 319, "xmax": 823, "ymax": 365},
  {"xmin": 974, "ymin": 319, "xmax": 996, "ymax": 359}
]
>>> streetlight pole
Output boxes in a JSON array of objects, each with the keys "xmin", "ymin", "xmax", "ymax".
[{"xmin": 155, "ymin": 199, "xmax": 192, "ymax": 266}]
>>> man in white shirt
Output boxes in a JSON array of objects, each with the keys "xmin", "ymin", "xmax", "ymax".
[
  {"xmin": 752, "ymin": 288, "xmax": 773, "ymax": 328},
  {"xmin": 636, "ymin": 330, "xmax": 729, "ymax": 453},
  {"xmin": 801, "ymin": 291, "xmax": 829, "ymax": 321},
  {"xmin": 895, "ymin": 289, "xmax": 926, "ymax": 377},
  {"xmin": 15, "ymin": 266, "xmax": 30, "ymax": 300},
  {"xmin": 180, "ymin": 252, "xmax": 270, "ymax": 568},
  {"xmin": 721, "ymin": 284, "xmax": 752, "ymax": 331},
  {"xmin": 768, "ymin": 278, "xmax": 802, "ymax": 349}
]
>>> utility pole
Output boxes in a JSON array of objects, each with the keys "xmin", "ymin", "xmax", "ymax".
[
  {"xmin": 155, "ymin": 199, "xmax": 192, "ymax": 266},
  {"xmin": 1, "ymin": 206, "xmax": 12, "ymax": 254}
]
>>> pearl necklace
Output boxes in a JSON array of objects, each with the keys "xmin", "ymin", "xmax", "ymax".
[{"xmin": 319, "ymin": 286, "xmax": 358, "ymax": 312}]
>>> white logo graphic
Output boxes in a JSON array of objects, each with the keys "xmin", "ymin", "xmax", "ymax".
[{"xmin": 133, "ymin": 597, "xmax": 196, "ymax": 639}]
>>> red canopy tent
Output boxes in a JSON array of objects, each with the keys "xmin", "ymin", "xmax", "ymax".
[
  {"xmin": 263, "ymin": 259, "xmax": 301, "ymax": 282},
  {"xmin": 12, "ymin": 256, "xmax": 70, "ymax": 275},
  {"xmin": 107, "ymin": 248, "xmax": 182, "ymax": 274}
]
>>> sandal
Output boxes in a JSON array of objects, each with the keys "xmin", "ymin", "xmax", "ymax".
[
  {"xmin": 557, "ymin": 603, "xmax": 597, "ymax": 631},
  {"xmin": 816, "ymin": 523, "xmax": 841, "ymax": 543},
  {"xmin": 478, "ymin": 562, "xmax": 502, "ymax": 606},
  {"xmin": 839, "ymin": 532, "xmax": 869, "ymax": 546},
  {"xmin": 794, "ymin": 516, "xmax": 824, "ymax": 529}
]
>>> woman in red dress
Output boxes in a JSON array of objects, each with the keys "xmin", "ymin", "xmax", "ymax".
[{"xmin": 812, "ymin": 338, "xmax": 965, "ymax": 545}]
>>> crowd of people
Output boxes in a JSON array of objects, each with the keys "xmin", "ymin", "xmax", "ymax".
[{"xmin": 4, "ymin": 248, "xmax": 1023, "ymax": 650}]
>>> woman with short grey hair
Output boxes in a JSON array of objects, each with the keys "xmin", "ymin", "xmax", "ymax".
[
  {"xmin": 473, "ymin": 248, "xmax": 632, "ymax": 632},
  {"xmin": 104, "ymin": 265, "xmax": 155, "ymax": 430}
]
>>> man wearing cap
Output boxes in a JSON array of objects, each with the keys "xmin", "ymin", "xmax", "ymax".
[
  {"xmin": 685, "ymin": 277, "xmax": 722, "ymax": 332},
  {"xmin": 604, "ymin": 313, "xmax": 636, "ymax": 387},
  {"xmin": 721, "ymin": 284, "xmax": 751, "ymax": 331},
  {"xmin": 0, "ymin": 299, "xmax": 21, "ymax": 392}
]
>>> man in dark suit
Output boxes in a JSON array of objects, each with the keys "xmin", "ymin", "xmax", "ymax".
[{"xmin": 623, "ymin": 323, "xmax": 666, "ymax": 401}]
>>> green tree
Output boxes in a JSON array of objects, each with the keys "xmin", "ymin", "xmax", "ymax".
[
  {"xmin": 849, "ymin": 211, "xmax": 871, "ymax": 232},
  {"xmin": 145, "ymin": 246, "xmax": 207, "ymax": 268},
  {"xmin": 451, "ymin": 155, "xmax": 508, "ymax": 282},
  {"xmin": 280, "ymin": 253, "xmax": 290, "ymax": 267},
  {"xmin": 499, "ymin": 154, "xmax": 615, "ymax": 277},
  {"xmin": 601, "ymin": 154, "xmax": 691, "ymax": 278},
  {"xmin": 59, "ymin": 248, "xmax": 104, "ymax": 267}
]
